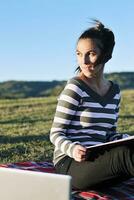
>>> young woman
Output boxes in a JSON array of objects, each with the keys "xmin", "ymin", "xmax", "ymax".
[{"xmin": 50, "ymin": 20, "xmax": 134, "ymax": 189}]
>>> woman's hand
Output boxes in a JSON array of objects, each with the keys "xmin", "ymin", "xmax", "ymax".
[{"xmin": 73, "ymin": 145, "xmax": 87, "ymax": 162}]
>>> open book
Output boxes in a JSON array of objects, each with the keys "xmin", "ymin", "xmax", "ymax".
[{"xmin": 87, "ymin": 135, "xmax": 134, "ymax": 152}]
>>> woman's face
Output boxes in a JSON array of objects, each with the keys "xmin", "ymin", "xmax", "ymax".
[{"xmin": 76, "ymin": 38, "xmax": 104, "ymax": 78}]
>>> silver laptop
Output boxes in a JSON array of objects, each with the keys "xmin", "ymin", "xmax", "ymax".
[{"xmin": 0, "ymin": 167, "xmax": 72, "ymax": 200}]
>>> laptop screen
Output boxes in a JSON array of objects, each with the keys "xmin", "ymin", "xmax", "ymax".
[{"xmin": 0, "ymin": 167, "xmax": 72, "ymax": 200}]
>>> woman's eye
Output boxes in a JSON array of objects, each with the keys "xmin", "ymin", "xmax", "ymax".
[
  {"xmin": 76, "ymin": 52, "xmax": 82, "ymax": 56},
  {"xmin": 90, "ymin": 52, "xmax": 96, "ymax": 56}
]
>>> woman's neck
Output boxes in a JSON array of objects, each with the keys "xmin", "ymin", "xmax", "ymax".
[
  {"xmin": 78, "ymin": 73, "xmax": 110, "ymax": 96},
  {"xmin": 79, "ymin": 72, "xmax": 105, "ymax": 87}
]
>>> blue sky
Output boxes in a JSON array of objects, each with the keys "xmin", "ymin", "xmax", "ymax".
[{"xmin": 0, "ymin": 0, "xmax": 134, "ymax": 81}]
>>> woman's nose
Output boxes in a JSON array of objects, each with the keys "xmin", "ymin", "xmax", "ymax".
[{"xmin": 84, "ymin": 55, "xmax": 90, "ymax": 64}]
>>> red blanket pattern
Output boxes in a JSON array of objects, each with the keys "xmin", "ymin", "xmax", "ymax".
[{"xmin": 0, "ymin": 161, "xmax": 134, "ymax": 200}]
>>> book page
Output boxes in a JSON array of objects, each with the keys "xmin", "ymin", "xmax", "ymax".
[{"xmin": 87, "ymin": 135, "xmax": 134, "ymax": 151}]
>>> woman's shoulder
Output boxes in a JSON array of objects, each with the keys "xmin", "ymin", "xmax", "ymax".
[
  {"xmin": 110, "ymin": 80, "xmax": 120, "ymax": 93},
  {"xmin": 65, "ymin": 76, "xmax": 83, "ymax": 89},
  {"xmin": 62, "ymin": 76, "xmax": 83, "ymax": 96},
  {"xmin": 67, "ymin": 76, "xmax": 82, "ymax": 85}
]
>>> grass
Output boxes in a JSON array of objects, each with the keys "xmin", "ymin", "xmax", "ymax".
[{"xmin": 0, "ymin": 90, "xmax": 134, "ymax": 164}]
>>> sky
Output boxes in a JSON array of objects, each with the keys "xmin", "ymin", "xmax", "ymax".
[{"xmin": 0, "ymin": 0, "xmax": 134, "ymax": 81}]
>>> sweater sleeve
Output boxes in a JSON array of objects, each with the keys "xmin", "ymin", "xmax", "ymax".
[
  {"xmin": 110, "ymin": 84, "xmax": 121, "ymax": 132},
  {"xmin": 109, "ymin": 87, "xmax": 129, "ymax": 139},
  {"xmin": 50, "ymin": 79, "xmax": 82, "ymax": 158}
]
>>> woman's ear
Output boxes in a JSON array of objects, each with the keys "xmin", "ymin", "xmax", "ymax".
[
  {"xmin": 102, "ymin": 42, "xmax": 115, "ymax": 63},
  {"xmin": 99, "ymin": 43, "xmax": 114, "ymax": 64},
  {"xmin": 101, "ymin": 53, "xmax": 112, "ymax": 63}
]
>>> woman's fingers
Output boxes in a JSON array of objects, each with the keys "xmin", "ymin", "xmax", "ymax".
[{"xmin": 73, "ymin": 145, "xmax": 87, "ymax": 162}]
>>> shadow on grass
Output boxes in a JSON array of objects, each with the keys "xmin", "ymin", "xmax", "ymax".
[
  {"xmin": 0, "ymin": 133, "xmax": 54, "ymax": 163},
  {"xmin": 0, "ymin": 118, "xmax": 50, "ymax": 124},
  {"xmin": 119, "ymin": 115, "xmax": 134, "ymax": 119},
  {"xmin": 0, "ymin": 134, "xmax": 49, "ymax": 144},
  {"xmin": 120, "ymin": 131, "xmax": 134, "ymax": 136}
]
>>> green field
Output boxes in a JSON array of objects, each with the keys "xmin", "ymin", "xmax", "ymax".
[{"xmin": 0, "ymin": 90, "xmax": 134, "ymax": 164}]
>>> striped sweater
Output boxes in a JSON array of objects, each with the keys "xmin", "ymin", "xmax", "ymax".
[{"xmin": 50, "ymin": 77, "xmax": 121, "ymax": 165}]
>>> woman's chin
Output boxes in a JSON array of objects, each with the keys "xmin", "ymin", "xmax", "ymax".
[
  {"xmin": 80, "ymin": 70, "xmax": 98, "ymax": 79},
  {"xmin": 84, "ymin": 71, "xmax": 96, "ymax": 78}
]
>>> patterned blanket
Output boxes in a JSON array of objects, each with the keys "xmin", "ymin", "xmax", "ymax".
[{"xmin": 0, "ymin": 161, "xmax": 134, "ymax": 200}]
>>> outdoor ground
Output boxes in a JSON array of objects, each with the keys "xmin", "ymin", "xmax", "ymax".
[{"xmin": 0, "ymin": 90, "xmax": 134, "ymax": 164}]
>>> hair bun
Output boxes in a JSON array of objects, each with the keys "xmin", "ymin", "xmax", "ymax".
[{"xmin": 93, "ymin": 19, "xmax": 105, "ymax": 30}]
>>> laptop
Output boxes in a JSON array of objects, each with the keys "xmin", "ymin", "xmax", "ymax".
[{"xmin": 0, "ymin": 167, "xmax": 72, "ymax": 200}]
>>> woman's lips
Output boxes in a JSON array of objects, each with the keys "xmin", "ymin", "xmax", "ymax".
[{"xmin": 84, "ymin": 65, "xmax": 95, "ymax": 71}]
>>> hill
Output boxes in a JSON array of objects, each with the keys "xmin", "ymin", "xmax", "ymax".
[
  {"xmin": 0, "ymin": 72, "xmax": 133, "ymax": 99},
  {"xmin": 0, "ymin": 80, "xmax": 66, "ymax": 99},
  {"xmin": 105, "ymin": 72, "xmax": 134, "ymax": 89}
]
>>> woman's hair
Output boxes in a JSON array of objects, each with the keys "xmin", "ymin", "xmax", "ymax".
[{"xmin": 76, "ymin": 19, "xmax": 115, "ymax": 72}]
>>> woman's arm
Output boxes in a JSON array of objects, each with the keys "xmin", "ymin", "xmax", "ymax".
[
  {"xmin": 109, "ymin": 89, "xmax": 129, "ymax": 140},
  {"xmin": 50, "ymin": 79, "xmax": 85, "ymax": 159}
]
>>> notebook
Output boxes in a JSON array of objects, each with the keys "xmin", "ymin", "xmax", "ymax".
[
  {"xmin": 86, "ymin": 135, "xmax": 134, "ymax": 153},
  {"xmin": 0, "ymin": 167, "xmax": 72, "ymax": 200}
]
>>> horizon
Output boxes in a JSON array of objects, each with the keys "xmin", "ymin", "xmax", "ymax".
[
  {"xmin": 0, "ymin": 0, "xmax": 134, "ymax": 82},
  {"xmin": 0, "ymin": 71, "xmax": 133, "ymax": 82}
]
